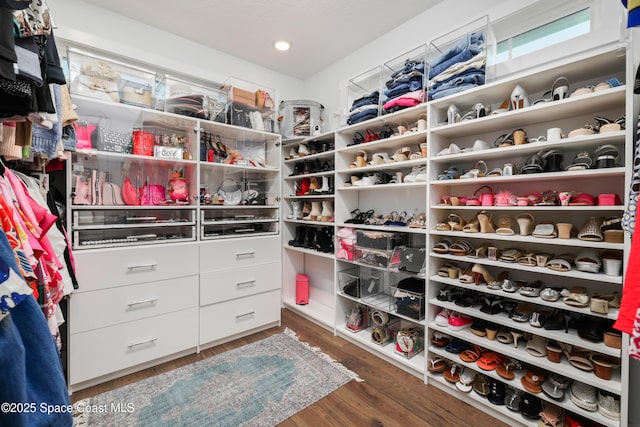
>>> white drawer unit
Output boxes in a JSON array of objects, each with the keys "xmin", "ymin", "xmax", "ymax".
[
  {"xmin": 74, "ymin": 243, "xmax": 199, "ymax": 292},
  {"xmin": 69, "ymin": 307, "xmax": 198, "ymax": 386},
  {"xmin": 200, "ymin": 262, "xmax": 280, "ymax": 306},
  {"xmin": 199, "ymin": 289, "xmax": 281, "ymax": 345},
  {"xmin": 199, "ymin": 236, "xmax": 280, "ymax": 273},
  {"xmin": 69, "ymin": 275, "xmax": 199, "ymax": 334}
]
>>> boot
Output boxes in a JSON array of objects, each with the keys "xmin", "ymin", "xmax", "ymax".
[
  {"xmin": 289, "ymin": 225, "xmax": 306, "ymax": 247},
  {"xmin": 301, "ymin": 202, "xmax": 311, "ymax": 220},
  {"xmin": 298, "ymin": 177, "xmax": 310, "ymax": 196},
  {"xmin": 307, "ymin": 177, "xmax": 319, "ymax": 194},
  {"xmin": 289, "ymin": 201, "xmax": 303, "ymax": 219},
  {"xmin": 320, "ymin": 227, "xmax": 334, "ymax": 253},
  {"xmin": 321, "ymin": 200, "xmax": 333, "ymax": 222},
  {"xmin": 290, "ymin": 162, "xmax": 304, "ymax": 176},
  {"xmin": 303, "ymin": 226, "xmax": 315, "ymax": 248},
  {"xmin": 305, "ymin": 201, "xmax": 322, "ymax": 221},
  {"xmin": 318, "ymin": 176, "xmax": 330, "ymax": 194},
  {"xmin": 298, "ymin": 142, "xmax": 309, "ymax": 157}
]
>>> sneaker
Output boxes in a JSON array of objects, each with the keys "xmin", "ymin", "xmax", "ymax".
[
  {"xmin": 435, "ymin": 308, "xmax": 451, "ymax": 327},
  {"xmin": 403, "ymin": 166, "xmax": 422, "ymax": 183},
  {"xmin": 448, "ymin": 311, "xmax": 473, "ymax": 330}
]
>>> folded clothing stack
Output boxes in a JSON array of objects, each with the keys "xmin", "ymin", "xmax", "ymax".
[
  {"xmin": 346, "ymin": 91, "xmax": 380, "ymax": 125},
  {"xmin": 383, "ymin": 59, "xmax": 427, "ymax": 113},
  {"xmin": 428, "ymin": 31, "xmax": 486, "ymax": 100}
]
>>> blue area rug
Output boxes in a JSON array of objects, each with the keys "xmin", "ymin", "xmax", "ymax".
[{"xmin": 74, "ymin": 329, "xmax": 361, "ymax": 426}]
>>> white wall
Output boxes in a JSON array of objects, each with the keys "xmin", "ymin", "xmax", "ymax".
[{"xmin": 48, "ymin": 0, "xmax": 305, "ymax": 100}]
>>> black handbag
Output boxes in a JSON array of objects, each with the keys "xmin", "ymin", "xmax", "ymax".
[{"xmin": 0, "ymin": 76, "xmax": 33, "ymax": 117}]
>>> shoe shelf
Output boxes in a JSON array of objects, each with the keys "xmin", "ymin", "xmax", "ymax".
[
  {"xmin": 337, "ymin": 258, "xmax": 426, "ymax": 278},
  {"xmin": 427, "ymin": 372, "xmax": 539, "ymax": 427},
  {"xmin": 431, "ymin": 131, "xmax": 625, "ymax": 163},
  {"xmin": 431, "ymin": 253, "xmax": 622, "ymax": 285},
  {"xmin": 429, "ymin": 167, "xmax": 625, "ymax": 186},
  {"xmin": 429, "ymin": 86, "xmax": 625, "ymax": 138},
  {"xmin": 431, "ymin": 298, "xmax": 621, "ymax": 359},
  {"xmin": 338, "ymin": 182, "xmax": 427, "ymax": 192},
  {"xmin": 284, "ymin": 194, "xmax": 330, "ymax": 200},
  {"xmin": 336, "ymin": 131, "xmax": 427, "ymax": 156},
  {"xmin": 431, "ymin": 230, "xmax": 625, "ymax": 251},
  {"xmin": 427, "ymin": 322, "xmax": 622, "ymax": 395},
  {"xmin": 430, "ymin": 276, "xmax": 618, "ymax": 321},
  {"xmin": 336, "ymin": 158, "xmax": 427, "ymax": 175},
  {"xmin": 284, "ymin": 244, "xmax": 335, "ymax": 260},
  {"xmin": 336, "ymin": 223, "xmax": 427, "ymax": 235},
  {"xmin": 336, "ymin": 104, "xmax": 428, "ymax": 135},
  {"xmin": 285, "ymin": 170, "xmax": 335, "ymax": 181},
  {"xmin": 284, "ymin": 151, "xmax": 335, "ymax": 164},
  {"xmin": 285, "ymin": 218, "xmax": 333, "ymax": 225},
  {"xmin": 427, "ymin": 347, "xmax": 619, "ymax": 427},
  {"xmin": 337, "ymin": 324, "xmax": 426, "ymax": 375},
  {"xmin": 199, "ymin": 161, "xmax": 279, "ymax": 173},
  {"xmin": 431, "ymin": 205, "xmax": 625, "ymax": 212},
  {"xmin": 337, "ymin": 290, "xmax": 427, "ymax": 326},
  {"xmin": 335, "ymin": 318, "xmax": 426, "ymax": 375}
]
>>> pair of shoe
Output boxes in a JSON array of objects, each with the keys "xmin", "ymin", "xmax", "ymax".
[{"xmin": 404, "ymin": 166, "xmax": 427, "ymax": 182}]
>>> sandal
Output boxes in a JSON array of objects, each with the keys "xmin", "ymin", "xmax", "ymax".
[
  {"xmin": 561, "ymin": 286, "xmax": 590, "ymax": 307},
  {"xmin": 546, "ymin": 255, "xmax": 574, "ymax": 272},
  {"xmin": 449, "ymin": 240, "xmax": 473, "ymax": 256},
  {"xmin": 469, "ymin": 243, "xmax": 490, "ymax": 259},
  {"xmin": 462, "ymin": 214, "xmax": 480, "ymax": 233},
  {"xmin": 447, "ymin": 213, "xmax": 466, "ymax": 231},
  {"xmin": 477, "ymin": 351, "xmax": 503, "ymax": 371},
  {"xmin": 496, "ymin": 358, "xmax": 521, "ymax": 380},
  {"xmin": 495, "ymin": 215, "xmax": 515, "ymax": 236},
  {"xmin": 428, "ymin": 357, "xmax": 448, "ymax": 373},
  {"xmin": 499, "ymin": 248, "xmax": 522, "ymax": 263},
  {"xmin": 577, "ymin": 217, "xmax": 604, "ymax": 241},
  {"xmin": 460, "ymin": 343, "xmax": 485, "ymax": 363},
  {"xmin": 460, "ymin": 160, "xmax": 488, "ymax": 179},
  {"xmin": 511, "ymin": 302, "xmax": 535, "ymax": 322},
  {"xmin": 532, "ymin": 222, "xmax": 557, "ymax": 238}
]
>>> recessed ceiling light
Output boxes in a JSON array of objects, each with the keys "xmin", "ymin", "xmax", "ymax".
[{"xmin": 274, "ymin": 40, "xmax": 291, "ymax": 51}]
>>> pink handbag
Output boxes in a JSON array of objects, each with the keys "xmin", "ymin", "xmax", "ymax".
[
  {"xmin": 74, "ymin": 121, "xmax": 96, "ymax": 150},
  {"xmin": 140, "ymin": 184, "xmax": 166, "ymax": 206},
  {"xmin": 467, "ymin": 185, "xmax": 494, "ymax": 206}
]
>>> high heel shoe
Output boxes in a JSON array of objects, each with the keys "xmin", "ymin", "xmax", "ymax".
[
  {"xmin": 459, "ymin": 264, "xmax": 474, "ymax": 284},
  {"xmin": 511, "ymin": 330, "xmax": 524, "ymax": 348},
  {"xmin": 552, "ymin": 77, "xmax": 570, "ymax": 101},
  {"xmin": 477, "ymin": 211, "xmax": 496, "ymax": 233},
  {"xmin": 510, "ymin": 84, "xmax": 530, "ymax": 110},
  {"xmin": 472, "ymin": 263, "xmax": 495, "ymax": 286},
  {"xmin": 447, "ymin": 104, "xmax": 461, "ymax": 125}
]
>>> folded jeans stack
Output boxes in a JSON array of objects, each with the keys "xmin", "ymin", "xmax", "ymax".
[
  {"xmin": 347, "ymin": 91, "xmax": 380, "ymax": 125},
  {"xmin": 428, "ymin": 31, "xmax": 486, "ymax": 100},
  {"xmin": 383, "ymin": 59, "xmax": 427, "ymax": 113}
]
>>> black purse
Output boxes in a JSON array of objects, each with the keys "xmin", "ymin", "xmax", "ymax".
[{"xmin": 0, "ymin": 76, "xmax": 33, "ymax": 117}]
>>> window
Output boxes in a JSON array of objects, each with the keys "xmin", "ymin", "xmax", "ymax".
[{"xmin": 494, "ymin": 8, "xmax": 591, "ymax": 64}]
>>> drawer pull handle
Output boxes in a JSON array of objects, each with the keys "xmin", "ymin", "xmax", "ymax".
[
  {"xmin": 235, "ymin": 311, "xmax": 255, "ymax": 319},
  {"xmin": 127, "ymin": 263, "xmax": 158, "ymax": 271},
  {"xmin": 235, "ymin": 251, "xmax": 255, "ymax": 258},
  {"xmin": 236, "ymin": 280, "xmax": 256, "ymax": 288},
  {"xmin": 126, "ymin": 298, "xmax": 158, "ymax": 308},
  {"xmin": 127, "ymin": 337, "xmax": 158, "ymax": 349}
]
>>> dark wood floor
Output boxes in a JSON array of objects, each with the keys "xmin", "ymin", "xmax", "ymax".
[{"xmin": 72, "ymin": 308, "xmax": 507, "ymax": 427}]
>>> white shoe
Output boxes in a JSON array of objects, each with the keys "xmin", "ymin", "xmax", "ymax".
[{"xmin": 404, "ymin": 166, "xmax": 424, "ymax": 183}]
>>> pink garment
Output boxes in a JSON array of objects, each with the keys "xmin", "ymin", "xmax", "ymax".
[
  {"xmin": 383, "ymin": 90, "xmax": 426, "ymax": 111},
  {"xmin": 630, "ymin": 307, "xmax": 640, "ymax": 361},
  {"xmin": 614, "ymin": 223, "xmax": 640, "ymax": 334}
]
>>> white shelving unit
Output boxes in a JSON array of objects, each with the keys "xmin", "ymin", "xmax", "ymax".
[
  {"xmin": 425, "ymin": 44, "xmax": 629, "ymax": 426},
  {"xmin": 281, "ymin": 132, "xmax": 337, "ymax": 328}
]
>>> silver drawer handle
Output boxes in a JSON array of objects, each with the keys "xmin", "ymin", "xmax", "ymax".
[
  {"xmin": 127, "ymin": 263, "xmax": 158, "ymax": 271},
  {"xmin": 235, "ymin": 311, "xmax": 255, "ymax": 319},
  {"xmin": 127, "ymin": 337, "xmax": 158, "ymax": 349},
  {"xmin": 236, "ymin": 280, "xmax": 256, "ymax": 288},
  {"xmin": 126, "ymin": 298, "xmax": 158, "ymax": 308},
  {"xmin": 235, "ymin": 251, "xmax": 255, "ymax": 258}
]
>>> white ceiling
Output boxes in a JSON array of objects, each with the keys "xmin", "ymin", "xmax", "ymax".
[{"xmin": 80, "ymin": 0, "xmax": 443, "ymax": 80}]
